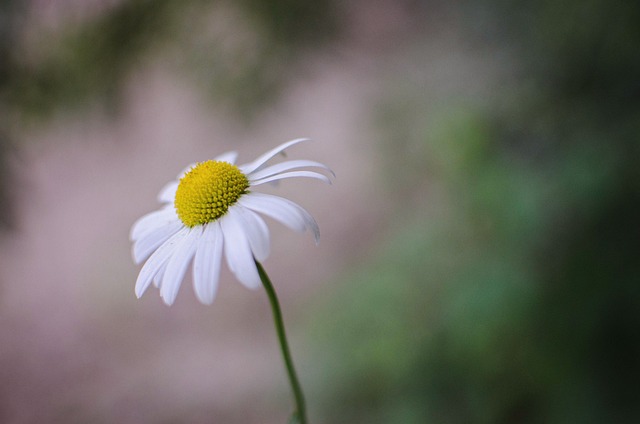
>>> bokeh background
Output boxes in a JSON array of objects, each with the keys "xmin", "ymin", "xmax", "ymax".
[{"xmin": 0, "ymin": 0, "xmax": 639, "ymax": 423}]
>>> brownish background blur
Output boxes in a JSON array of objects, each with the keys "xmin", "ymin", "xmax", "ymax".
[{"xmin": 0, "ymin": 1, "xmax": 638, "ymax": 423}]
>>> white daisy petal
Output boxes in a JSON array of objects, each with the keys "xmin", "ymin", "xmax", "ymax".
[
  {"xmin": 247, "ymin": 159, "xmax": 334, "ymax": 181},
  {"xmin": 135, "ymin": 227, "xmax": 189, "ymax": 298},
  {"xmin": 238, "ymin": 193, "xmax": 304, "ymax": 232},
  {"xmin": 234, "ymin": 205, "xmax": 270, "ymax": 262},
  {"xmin": 160, "ymin": 226, "xmax": 202, "ymax": 305},
  {"xmin": 239, "ymin": 138, "xmax": 309, "ymax": 174},
  {"xmin": 130, "ymin": 206, "xmax": 176, "ymax": 241},
  {"xmin": 153, "ymin": 262, "xmax": 167, "ymax": 288},
  {"xmin": 249, "ymin": 170, "xmax": 331, "ymax": 186},
  {"xmin": 132, "ymin": 220, "xmax": 183, "ymax": 264},
  {"xmin": 220, "ymin": 209, "xmax": 261, "ymax": 289},
  {"xmin": 158, "ymin": 181, "xmax": 179, "ymax": 203},
  {"xmin": 239, "ymin": 192, "xmax": 320, "ymax": 244},
  {"xmin": 214, "ymin": 151, "xmax": 239, "ymax": 164},
  {"xmin": 193, "ymin": 222, "xmax": 224, "ymax": 305}
]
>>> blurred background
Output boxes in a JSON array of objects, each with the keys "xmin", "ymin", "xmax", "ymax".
[{"xmin": 0, "ymin": 0, "xmax": 639, "ymax": 423}]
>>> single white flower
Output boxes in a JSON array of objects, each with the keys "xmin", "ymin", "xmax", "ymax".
[{"xmin": 130, "ymin": 138, "xmax": 332, "ymax": 305}]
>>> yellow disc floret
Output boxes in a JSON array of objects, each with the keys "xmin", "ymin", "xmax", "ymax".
[{"xmin": 174, "ymin": 160, "xmax": 249, "ymax": 227}]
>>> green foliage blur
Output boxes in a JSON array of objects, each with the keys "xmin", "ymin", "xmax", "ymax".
[{"xmin": 311, "ymin": 1, "xmax": 640, "ymax": 423}]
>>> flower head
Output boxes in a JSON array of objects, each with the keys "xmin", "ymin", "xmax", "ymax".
[{"xmin": 130, "ymin": 138, "xmax": 332, "ymax": 305}]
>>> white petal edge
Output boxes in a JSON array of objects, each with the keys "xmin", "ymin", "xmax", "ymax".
[
  {"xmin": 192, "ymin": 221, "xmax": 224, "ymax": 305},
  {"xmin": 239, "ymin": 138, "xmax": 309, "ymax": 174},
  {"xmin": 247, "ymin": 159, "xmax": 334, "ymax": 182},
  {"xmin": 220, "ymin": 209, "xmax": 261, "ymax": 289},
  {"xmin": 132, "ymin": 220, "xmax": 183, "ymax": 264},
  {"xmin": 158, "ymin": 181, "xmax": 179, "ymax": 203},
  {"xmin": 234, "ymin": 205, "xmax": 270, "ymax": 262},
  {"xmin": 214, "ymin": 151, "xmax": 239, "ymax": 164},
  {"xmin": 177, "ymin": 162, "xmax": 197, "ymax": 178},
  {"xmin": 238, "ymin": 192, "xmax": 320, "ymax": 244},
  {"xmin": 135, "ymin": 227, "xmax": 189, "ymax": 298},
  {"xmin": 160, "ymin": 226, "xmax": 202, "ymax": 305},
  {"xmin": 250, "ymin": 170, "xmax": 332, "ymax": 186},
  {"xmin": 130, "ymin": 206, "xmax": 176, "ymax": 241},
  {"xmin": 153, "ymin": 262, "xmax": 167, "ymax": 288}
]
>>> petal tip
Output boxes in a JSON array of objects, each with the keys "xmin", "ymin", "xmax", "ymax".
[
  {"xmin": 134, "ymin": 286, "xmax": 145, "ymax": 299},
  {"xmin": 161, "ymin": 294, "xmax": 175, "ymax": 306}
]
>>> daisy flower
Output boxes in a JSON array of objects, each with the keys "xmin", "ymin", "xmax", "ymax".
[{"xmin": 130, "ymin": 138, "xmax": 332, "ymax": 306}]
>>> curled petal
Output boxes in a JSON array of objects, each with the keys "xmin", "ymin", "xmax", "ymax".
[
  {"xmin": 239, "ymin": 192, "xmax": 320, "ymax": 244},
  {"xmin": 250, "ymin": 170, "xmax": 331, "ymax": 186},
  {"xmin": 247, "ymin": 159, "xmax": 334, "ymax": 181},
  {"xmin": 239, "ymin": 138, "xmax": 309, "ymax": 174}
]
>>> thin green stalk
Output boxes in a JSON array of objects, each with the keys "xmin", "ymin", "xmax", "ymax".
[{"xmin": 256, "ymin": 260, "xmax": 308, "ymax": 424}]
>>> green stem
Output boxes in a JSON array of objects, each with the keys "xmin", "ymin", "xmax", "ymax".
[{"xmin": 256, "ymin": 261, "xmax": 308, "ymax": 424}]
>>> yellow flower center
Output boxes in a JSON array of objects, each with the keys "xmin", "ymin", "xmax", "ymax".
[{"xmin": 174, "ymin": 160, "xmax": 249, "ymax": 227}]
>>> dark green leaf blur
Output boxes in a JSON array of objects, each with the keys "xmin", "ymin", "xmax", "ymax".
[{"xmin": 311, "ymin": 1, "xmax": 640, "ymax": 423}]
